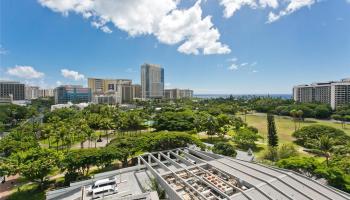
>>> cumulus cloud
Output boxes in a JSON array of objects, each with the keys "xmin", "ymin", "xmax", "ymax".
[
  {"xmin": 0, "ymin": 45, "xmax": 8, "ymax": 55},
  {"xmin": 219, "ymin": 0, "xmax": 334, "ymax": 23},
  {"xmin": 267, "ymin": 0, "xmax": 316, "ymax": 23},
  {"xmin": 38, "ymin": 0, "xmax": 230, "ymax": 55},
  {"xmin": 227, "ymin": 58, "xmax": 257, "ymax": 71},
  {"xmin": 219, "ymin": 0, "xmax": 278, "ymax": 18},
  {"xmin": 228, "ymin": 63, "xmax": 239, "ymax": 71},
  {"xmin": 7, "ymin": 65, "xmax": 45, "ymax": 79},
  {"xmin": 158, "ymin": 1, "xmax": 230, "ymax": 55},
  {"xmin": 61, "ymin": 69, "xmax": 85, "ymax": 80}
]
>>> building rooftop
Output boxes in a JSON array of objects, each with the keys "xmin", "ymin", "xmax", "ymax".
[
  {"xmin": 0, "ymin": 81, "xmax": 23, "ymax": 84},
  {"xmin": 47, "ymin": 148, "xmax": 350, "ymax": 200}
]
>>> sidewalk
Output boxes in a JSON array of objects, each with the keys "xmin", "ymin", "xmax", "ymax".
[{"xmin": 0, "ymin": 175, "xmax": 20, "ymax": 200}]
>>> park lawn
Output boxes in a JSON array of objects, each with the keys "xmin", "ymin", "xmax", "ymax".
[
  {"xmin": 240, "ymin": 113, "xmax": 350, "ymax": 145},
  {"xmin": 8, "ymin": 183, "xmax": 45, "ymax": 200}
]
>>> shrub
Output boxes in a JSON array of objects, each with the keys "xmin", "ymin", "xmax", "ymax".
[
  {"xmin": 212, "ymin": 142, "xmax": 237, "ymax": 157},
  {"xmin": 292, "ymin": 125, "xmax": 350, "ymax": 149},
  {"xmin": 278, "ymin": 144, "xmax": 299, "ymax": 159}
]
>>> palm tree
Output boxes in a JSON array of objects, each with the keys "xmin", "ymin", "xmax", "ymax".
[
  {"xmin": 100, "ymin": 118, "xmax": 114, "ymax": 144},
  {"xmin": 296, "ymin": 110, "xmax": 304, "ymax": 129},
  {"xmin": 240, "ymin": 107, "xmax": 249, "ymax": 123},
  {"xmin": 319, "ymin": 135, "xmax": 333, "ymax": 166},
  {"xmin": 290, "ymin": 109, "xmax": 298, "ymax": 131}
]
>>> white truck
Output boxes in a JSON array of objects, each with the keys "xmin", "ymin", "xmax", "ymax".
[{"xmin": 86, "ymin": 177, "xmax": 118, "ymax": 198}]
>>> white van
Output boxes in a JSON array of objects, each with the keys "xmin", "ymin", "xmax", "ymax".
[{"xmin": 86, "ymin": 177, "xmax": 118, "ymax": 198}]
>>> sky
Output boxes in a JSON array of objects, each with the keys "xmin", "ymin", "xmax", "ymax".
[{"xmin": 0, "ymin": 0, "xmax": 349, "ymax": 94}]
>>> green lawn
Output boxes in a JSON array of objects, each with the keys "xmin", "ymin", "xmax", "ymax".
[
  {"xmin": 8, "ymin": 183, "xmax": 45, "ymax": 200},
  {"xmin": 241, "ymin": 113, "xmax": 350, "ymax": 145}
]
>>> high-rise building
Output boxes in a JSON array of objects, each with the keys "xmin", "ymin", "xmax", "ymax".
[
  {"xmin": 54, "ymin": 85, "xmax": 91, "ymax": 104},
  {"xmin": 293, "ymin": 78, "xmax": 350, "ymax": 109},
  {"xmin": 88, "ymin": 78, "xmax": 133, "ymax": 104},
  {"xmin": 0, "ymin": 81, "xmax": 25, "ymax": 100},
  {"xmin": 25, "ymin": 86, "xmax": 40, "ymax": 100},
  {"xmin": 141, "ymin": 63, "xmax": 164, "ymax": 99},
  {"xmin": 132, "ymin": 84, "xmax": 142, "ymax": 99},
  {"xmin": 164, "ymin": 88, "xmax": 194, "ymax": 100},
  {"xmin": 39, "ymin": 89, "xmax": 54, "ymax": 98}
]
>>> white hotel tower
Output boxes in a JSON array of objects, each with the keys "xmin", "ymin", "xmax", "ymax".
[{"xmin": 293, "ymin": 78, "xmax": 350, "ymax": 109}]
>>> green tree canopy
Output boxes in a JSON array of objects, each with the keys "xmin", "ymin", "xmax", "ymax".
[
  {"xmin": 292, "ymin": 125, "xmax": 350, "ymax": 149},
  {"xmin": 212, "ymin": 142, "xmax": 237, "ymax": 157}
]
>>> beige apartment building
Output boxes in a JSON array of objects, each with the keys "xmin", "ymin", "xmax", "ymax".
[
  {"xmin": 39, "ymin": 89, "xmax": 54, "ymax": 98},
  {"xmin": 25, "ymin": 86, "xmax": 40, "ymax": 100},
  {"xmin": 132, "ymin": 84, "xmax": 142, "ymax": 99},
  {"xmin": 164, "ymin": 88, "xmax": 194, "ymax": 100},
  {"xmin": 293, "ymin": 78, "xmax": 350, "ymax": 109},
  {"xmin": 88, "ymin": 78, "xmax": 133, "ymax": 104}
]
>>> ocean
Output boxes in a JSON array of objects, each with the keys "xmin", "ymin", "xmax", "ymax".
[{"xmin": 193, "ymin": 94, "xmax": 292, "ymax": 99}]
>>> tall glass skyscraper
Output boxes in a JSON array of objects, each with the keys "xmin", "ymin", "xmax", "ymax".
[{"xmin": 141, "ymin": 63, "xmax": 164, "ymax": 99}]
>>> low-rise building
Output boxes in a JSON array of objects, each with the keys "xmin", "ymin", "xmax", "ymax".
[
  {"xmin": 51, "ymin": 102, "xmax": 90, "ymax": 111},
  {"xmin": 46, "ymin": 147, "xmax": 349, "ymax": 200}
]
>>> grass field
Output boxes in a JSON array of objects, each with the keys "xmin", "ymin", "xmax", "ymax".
[
  {"xmin": 8, "ymin": 184, "xmax": 45, "ymax": 200},
  {"xmin": 241, "ymin": 113, "xmax": 350, "ymax": 145}
]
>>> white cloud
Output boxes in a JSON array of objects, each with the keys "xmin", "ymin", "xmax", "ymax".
[
  {"xmin": 7, "ymin": 65, "xmax": 45, "ymax": 79},
  {"xmin": 219, "ymin": 0, "xmax": 278, "ymax": 18},
  {"xmin": 56, "ymin": 80, "xmax": 62, "ymax": 86},
  {"xmin": 252, "ymin": 70, "xmax": 258, "ymax": 73},
  {"xmin": 61, "ymin": 69, "xmax": 85, "ymax": 80},
  {"xmin": 267, "ymin": 0, "xmax": 315, "ymax": 23},
  {"xmin": 227, "ymin": 57, "xmax": 238, "ymax": 62},
  {"xmin": 0, "ymin": 45, "xmax": 8, "ymax": 55},
  {"xmin": 100, "ymin": 26, "xmax": 112, "ymax": 33},
  {"xmin": 228, "ymin": 63, "xmax": 239, "ymax": 70},
  {"xmin": 38, "ymin": 0, "xmax": 230, "ymax": 55},
  {"xmin": 241, "ymin": 62, "xmax": 248, "ymax": 66},
  {"xmin": 219, "ymin": 0, "xmax": 331, "ymax": 23},
  {"xmin": 158, "ymin": 1, "xmax": 230, "ymax": 55}
]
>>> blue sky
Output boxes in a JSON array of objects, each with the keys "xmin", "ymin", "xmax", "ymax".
[{"xmin": 0, "ymin": 0, "xmax": 349, "ymax": 94}]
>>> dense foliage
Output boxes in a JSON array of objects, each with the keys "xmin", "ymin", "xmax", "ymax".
[
  {"xmin": 267, "ymin": 114, "xmax": 278, "ymax": 147},
  {"xmin": 277, "ymin": 157, "xmax": 350, "ymax": 192},
  {"xmin": 292, "ymin": 125, "xmax": 350, "ymax": 149},
  {"xmin": 212, "ymin": 142, "xmax": 237, "ymax": 157}
]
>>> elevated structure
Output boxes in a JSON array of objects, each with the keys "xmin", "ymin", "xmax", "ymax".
[{"xmin": 47, "ymin": 148, "xmax": 350, "ymax": 200}]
